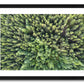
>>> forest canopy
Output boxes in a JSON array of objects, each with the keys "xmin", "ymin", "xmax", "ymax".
[{"xmin": 1, "ymin": 14, "xmax": 84, "ymax": 70}]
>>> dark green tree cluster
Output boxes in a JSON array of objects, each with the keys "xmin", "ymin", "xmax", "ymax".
[{"xmin": 1, "ymin": 14, "xmax": 84, "ymax": 70}]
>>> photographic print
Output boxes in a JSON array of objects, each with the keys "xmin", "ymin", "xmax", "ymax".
[{"xmin": 1, "ymin": 14, "xmax": 84, "ymax": 70}]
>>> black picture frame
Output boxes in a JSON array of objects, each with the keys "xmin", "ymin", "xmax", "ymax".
[
  {"xmin": 0, "ymin": 4, "xmax": 84, "ymax": 8},
  {"xmin": 0, "ymin": 76, "xmax": 84, "ymax": 80},
  {"xmin": 0, "ymin": 4, "xmax": 84, "ymax": 80}
]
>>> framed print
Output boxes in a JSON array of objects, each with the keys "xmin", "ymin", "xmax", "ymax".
[{"xmin": 0, "ymin": 4, "xmax": 84, "ymax": 80}]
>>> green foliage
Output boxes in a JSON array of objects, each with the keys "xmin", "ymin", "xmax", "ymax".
[{"xmin": 1, "ymin": 14, "xmax": 84, "ymax": 70}]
